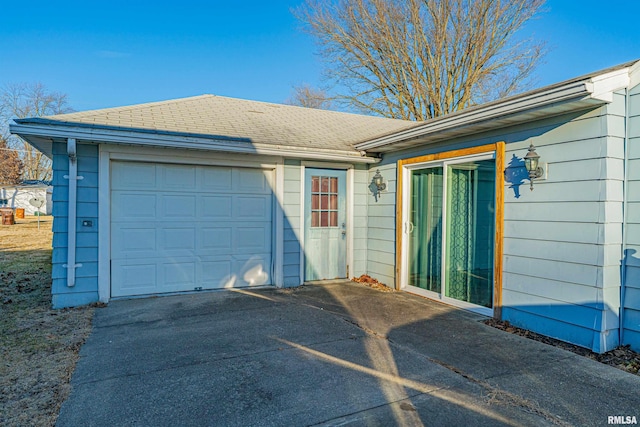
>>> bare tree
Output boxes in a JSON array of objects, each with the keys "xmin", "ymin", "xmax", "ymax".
[
  {"xmin": 0, "ymin": 83, "xmax": 73, "ymax": 181},
  {"xmin": 0, "ymin": 136, "xmax": 23, "ymax": 185},
  {"xmin": 286, "ymin": 84, "xmax": 334, "ymax": 110},
  {"xmin": 295, "ymin": 0, "xmax": 546, "ymax": 120}
]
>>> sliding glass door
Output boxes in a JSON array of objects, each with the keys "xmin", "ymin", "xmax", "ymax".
[{"xmin": 406, "ymin": 156, "xmax": 496, "ymax": 313}]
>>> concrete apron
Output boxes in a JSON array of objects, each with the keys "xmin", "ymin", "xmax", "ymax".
[{"xmin": 57, "ymin": 281, "xmax": 640, "ymax": 427}]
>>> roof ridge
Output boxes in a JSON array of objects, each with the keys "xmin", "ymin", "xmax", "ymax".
[
  {"xmin": 205, "ymin": 94, "xmax": 415, "ymax": 123},
  {"xmin": 46, "ymin": 94, "xmax": 216, "ymax": 119}
]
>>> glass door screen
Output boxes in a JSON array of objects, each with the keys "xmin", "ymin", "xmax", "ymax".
[{"xmin": 408, "ymin": 158, "xmax": 496, "ymax": 309}]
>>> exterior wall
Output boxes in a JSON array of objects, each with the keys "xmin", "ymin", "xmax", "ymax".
[
  {"xmin": 51, "ymin": 141, "xmax": 100, "ymax": 308},
  {"xmin": 501, "ymin": 99, "xmax": 624, "ymax": 354},
  {"xmin": 370, "ymin": 105, "xmax": 624, "ymax": 353},
  {"xmin": 352, "ymin": 165, "xmax": 369, "ymax": 277},
  {"xmin": 623, "ymin": 82, "xmax": 640, "ymax": 351},
  {"xmin": 366, "ymin": 163, "xmax": 397, "ymax": 286},
  {"xmin": 49, "ymin": 146, "xmax": 362, "ymax": 304},
  {"xmin": 283, "ymin": 159, "xmax": 302, "ymax": 286}
]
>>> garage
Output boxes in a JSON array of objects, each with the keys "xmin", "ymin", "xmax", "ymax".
[{"xmin": 110, "ymin": 161, "xmax": 274, "ymax": 297}]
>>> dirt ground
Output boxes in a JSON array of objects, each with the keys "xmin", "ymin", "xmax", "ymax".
[{"xmin": 0, "ymin": 216, "xmax": 95, "ymax": 427}]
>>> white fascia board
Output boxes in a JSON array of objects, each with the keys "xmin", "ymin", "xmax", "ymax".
[
  {"xmin": 590, "ymin": 68, "xmax": 631, "ymax": 102},
  {"xmin": 10, "ymin": 123, "xmax": 379, "ymax": 164},
  {"xmin": 628, "ymin": 61, "xmax": 640, "ymax": 91},
  {"xmin": 355, "ymin": 80, "xmax": 599, "ymax": 151}
]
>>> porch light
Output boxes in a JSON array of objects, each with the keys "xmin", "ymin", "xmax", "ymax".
[
  {"xmin": 372, "ymin": 169, "xmax": 386, "ymax": 197},
  {"xmin": 524, "ymin": 143, "xmax": 543, "ymax": 191}
]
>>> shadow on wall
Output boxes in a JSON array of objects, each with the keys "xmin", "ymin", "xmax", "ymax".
[{"xmin": 503, "ymin": 154, "xmax": 529, "ymax": 198}]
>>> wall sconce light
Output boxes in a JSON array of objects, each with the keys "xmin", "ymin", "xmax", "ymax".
[
  {"xmin": 524, "ymin": 143, "xmax": 544, "ymax": 191},
  {"xmin": 372, "ymin": 169, "xmax": 386, "ymax": 197}
]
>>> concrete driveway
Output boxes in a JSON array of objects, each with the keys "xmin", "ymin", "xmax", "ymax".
[{"xmin": 57, "ymin": 281, "xmax": 640, "ymax": 426}]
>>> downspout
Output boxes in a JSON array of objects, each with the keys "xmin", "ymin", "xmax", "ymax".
[
  {"xmin": 63, "ymin": 138, "xmax": 83, "ymax": 287},
  {"xmin": 620, "ymin": 88, "xmax": 630, "ymax": 346}
]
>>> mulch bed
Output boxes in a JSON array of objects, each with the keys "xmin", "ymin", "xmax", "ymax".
[{"xmin": 485, "ymin": 318, "xmax": 640, "ymax": 375}]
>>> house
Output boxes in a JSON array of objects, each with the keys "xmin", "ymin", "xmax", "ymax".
[
  {"xmin": 0, "ymin": 180, "xmax": 52, "ymax": 215},
  {"xmin": 10, "ymin": 59, "xmax": 640, "ymax": 354}
]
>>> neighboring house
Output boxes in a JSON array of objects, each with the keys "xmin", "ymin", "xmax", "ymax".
[
  {"xmin": 10, "ymin": 59, "xmax": 640, "ymax": 355},
  {"xmin": 0, "ymin": 180, "xmax": 52, "ymax": 215}
]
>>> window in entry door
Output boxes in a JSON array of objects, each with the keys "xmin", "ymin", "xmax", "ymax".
[{"xmin": 310, "ymin": 176, "xmax": 338, "ymax": 227}]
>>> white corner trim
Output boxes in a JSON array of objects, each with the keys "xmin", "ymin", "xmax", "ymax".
[
  {"xmin": 299, "ymin": 164, "xmax": 306, "ymax": 284},
  {"xmin": 98, "ymin": 146, "xmax": 111, "ymax": 302},
  {"xmin": 274, "ymin": 163, "xmax": 285, "ymax": 287},
  {"xmin": 346, "ymin": 167, "xmax": 355, "ymax": 279}
]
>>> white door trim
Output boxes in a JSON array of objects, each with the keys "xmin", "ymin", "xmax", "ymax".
[
  {"xmin": 97, "ymin": 144, "xmax": 284, "ymax": 302},
  {"xmin": 299, "ymin": 162, "xmax": 354, "ymax": 282}
]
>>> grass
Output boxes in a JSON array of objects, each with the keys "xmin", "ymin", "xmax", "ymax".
[{"xmin": 0, "ymin": 216, "xmax": 95, "ymax": 427}]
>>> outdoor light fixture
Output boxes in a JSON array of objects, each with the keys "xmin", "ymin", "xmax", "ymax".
[
  {"xmin": 372, "ymin": 169, "xmax": 386, "ymax": 197},
  {"xmin": 524, "ymin": 143, "xmax": 544, "ymax": 191}
]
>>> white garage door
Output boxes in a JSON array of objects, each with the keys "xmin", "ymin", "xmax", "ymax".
[{"xmin": 110, "ymin": 161, "xmax": 273, "ymax": 297}]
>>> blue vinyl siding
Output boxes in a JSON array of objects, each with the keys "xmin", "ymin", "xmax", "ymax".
[
  {"xmin": 622, "ymin": 82, "xmax": 640, "ymax": 351},
  {"xmin": 365, "ymin": 164, "xmax": 397, "ymax": 286},
  {"xmin": 51, "ymin": 141, "xmax": 100, "ymax": 308},
  {"xmin": 352, "ymin": 165, "xmax": 368, "ymax": 277},
  {"xmin": 373, "ymin": 102, "xmax": 625, "ymax": 353},
  {"xmin": 282, "ymin": 159, "xmax": 302, "ymax": 286}
]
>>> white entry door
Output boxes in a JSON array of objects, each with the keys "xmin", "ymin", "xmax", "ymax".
[
  {"xmin": 110, "ymin": 161, "xmax": 273, "ymax": 297},
  {"xmin": 304, "ymin": 168, "xmax": 347, "ymax": 281}
]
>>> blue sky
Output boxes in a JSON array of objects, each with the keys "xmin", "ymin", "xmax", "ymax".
[{"xmin": 2, "ymin": 0, "xmax": 639, "ymax": 112}]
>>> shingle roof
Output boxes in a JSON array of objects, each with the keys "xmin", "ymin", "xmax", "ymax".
[{"xmin": 28, "ymin": 95, "xmax": 416, "ymax": 152}]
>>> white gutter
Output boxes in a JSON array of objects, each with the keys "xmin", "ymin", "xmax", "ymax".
[
  {"xmin": 10, "ymin": 123, "xmax": 380, "ymax": 164},
  {"xmin": 62, "ymin": 138, "xmax": 83, "ymax": 287},
  {"xmin": 355, "ymin": 67, "xmax": 632, "ymax": 152}
]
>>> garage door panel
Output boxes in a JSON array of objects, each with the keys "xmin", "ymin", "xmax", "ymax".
[
  {"xmin": 235, "ymin": 168, "xmax": 271, "ymax": 193},
  {"xmin": 161, "ymin": 228, "xmax": 196, "ymax": 252},
  {"xmin": 199, "ymin": 260, "xmax": 233, "ymax": 287},
  {"xmin": 112, "ymin": 227, "xmax": 157, "ymax": 255},
  {"xmin": 235, "ymin": 226, "xmax": 270, "ymax": 251},
  {"xmin": 111, "ymin": 162, "xmax": 157, "ymax": 190},
  {"xmin": 162, "ymin": 195, "xmax": 197, "ymax": 218},
  {"xmin": 111, "ymin": 161, "xmax": 273, "ymax": 297},
  {"xmin": 232, "ymin": 256, "xmax": 271, "ymax": 287},
  {"xmin": 161, "ymin": 164, "xmax": 196, "ymax": 189},
  {"xmin": 199, "ymin": 228, "xmax": 233, "ymax": 251},
  {"xmin": 200, "ymin": 167, "xmax": 233, "ymax": 191},
  {"xmin": 112, "ymin": 193, "xmax": 157, "ymax": 219},
  {"xmin": 111, "ymin": 261, "xmax": 158, "ymax": 297},
  {"xmin": 200, "ymin": 196, "xmax": 232, "ymax": 218},
  {"xmin": 234, "ymin": 195, "xmax": 271, "ymax": 219},
  {"xmin": 162, "ymin": 262, "xmax": 196, "ymax": 290}
]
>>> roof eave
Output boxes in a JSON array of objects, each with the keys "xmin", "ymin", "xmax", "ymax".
[
  {"xmin": 355, "ymin": 66, "xmax": 633, "ymax": 153},
  {"xmin": 10, "ymin": 122, "xmax": 380, "ymax": 164}
]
